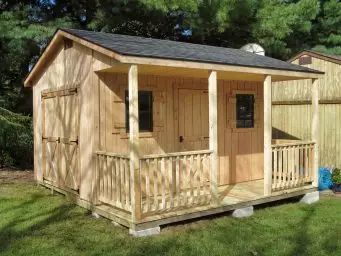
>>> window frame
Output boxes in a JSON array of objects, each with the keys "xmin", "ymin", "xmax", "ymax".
[{"xmin": 125, "ymin": 90, "xmax": 153, "ymax": 133}]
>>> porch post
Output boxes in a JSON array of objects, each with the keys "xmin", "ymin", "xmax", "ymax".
[
  {"xmin": 208, "ymin": 70, "xmax": 219, "ymax": 204},
  {"xmin": 263, "ymin": 75, "xmax": 272, "ymax": 196},
  {"xmin": 128, "ymin": 64, "xmax": 142, "ymax": 222},
  {"xmin": 311, "ymin": 78, "xmax": 319, "ymax": 187}
]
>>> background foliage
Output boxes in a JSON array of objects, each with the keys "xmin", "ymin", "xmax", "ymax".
[
  {"xmin": 0, "ymin": 0, "xmax": 340, "ymax": 168},
  {"xmin": 0, "ymin": 107, "xmax": 33, "ymax": 168}
]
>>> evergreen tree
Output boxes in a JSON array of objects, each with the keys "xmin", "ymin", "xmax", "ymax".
[{"xmin": 312, "ymin": 0, "xmax": 341, "ymax": 55}]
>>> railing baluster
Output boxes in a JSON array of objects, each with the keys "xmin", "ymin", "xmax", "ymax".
[
  {"xmin": 183, "ymin": 155, "xmax": 188, "ymax": 206},
  {"xmin": 271, "ymin": 142, "xmax": 315, "ymax": 192},
  {"xmin": 176, "ymin": 156, "xmax": 180, "ymax": 207},
  {"xmin": 273, "ymin": 149, "xmax": 277, "ymax": 190},
  {"xmin": 153, "ymin": 158, "xmax": 158, "ymax": 211},
  {"xmin": 120, "ymin": 158, "xmax": 125, "ymax": 208},
  {"xmin": 168, "ymin": 157, "xmax": 174, "ymax": 209},
  {"xmin": 145, "ymin": 159, "xmax": 150, "ymax": 213},
  {"xmin": 161, "ymin": 157, "xmax": 166, "ymax": 210},
  {"xmin": 189, "ymin": 155, "xmax": 194, "ymax": 204},
  {"xmin": 125, "ymin": 158, "xmax": 130, "ymax": 211},
  {"xmin": 196, "ymin": 154, "xmax": 201, "ymax": 205},
  {"xmin": 115, "ymin": 157, "xmax": 120, "ymax": 206}
]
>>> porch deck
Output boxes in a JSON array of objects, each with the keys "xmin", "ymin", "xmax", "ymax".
[
  {"xmin": 91, "ymin": 179, "xmax": 315, "ymax": 230},
  {"xmin": 91, "ymin": 139, "xmax": 316, "ymax": 229}
]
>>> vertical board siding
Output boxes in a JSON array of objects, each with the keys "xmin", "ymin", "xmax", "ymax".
[
  {"xmin": 98, "ymin": 75, "xmax": 264, "ymax": 186},
  {"xmin": 34, "ymin": 42, "xmax": 101, "ymax": 201},
  {"xmin": 273, "ymin": 56, "xmax": 341, "ymax": 168},
  {"xmin": 34, "ymin": 40, "xmax": 266, "ymax": 212}
]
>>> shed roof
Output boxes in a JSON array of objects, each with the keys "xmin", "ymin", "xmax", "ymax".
[
  {"xmin": 24, "ymin": 29, "xmax": 324, "ymax": 86},
  {"xmin": 61, "ymin": 28, "xmax": 322, "ymax": 74}
]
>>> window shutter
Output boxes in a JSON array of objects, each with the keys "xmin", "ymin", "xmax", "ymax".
[
  {"xmin": 227, "ymin": 95, "xmax": 236, "ymax": 128},
  {"xmin": 254, "ymin": 95, "xmax": 262, "ymax": 128},
  {"xmin": 153, "ymin": 91, "xmax": 165, "ymax": 129},
  {"xmin": 112, "ymin": 85, "xmax": 126, "ymax": 133}
]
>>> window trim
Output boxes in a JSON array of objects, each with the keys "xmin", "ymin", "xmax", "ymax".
[{"xmin": 227, "ymin": 90, "xmax": 258, "ymax": 132}]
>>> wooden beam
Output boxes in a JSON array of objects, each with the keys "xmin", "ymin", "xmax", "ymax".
[
  {"xmin": 128, "ymin": 65, "xmax": 142, "ymax": 222},
  {"xmin": 311, "ymin": 78, "xmax": 319, "ymax": 187},
  {"xmin": 272, "ymin": 99, "xmax": 341, "ymax": 105},
  {"xmin": 208, "ymin": 70, "xmax": 219, "ymax": 204},
  {"xmin": 264, "ymin": 75, "xmax": 272, "ymax": 196},
  {"xmin": 120, "ymin": 56, "xmax": 322, "ymax": 79}
]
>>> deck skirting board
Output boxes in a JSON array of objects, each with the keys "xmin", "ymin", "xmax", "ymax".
[
  {"xmin": 37, "ymin": 181, "xmax": 316, "ymax": 231},
  {"xmin": 134, "ymin": 186, "xmax": 316, "ymax": 230}
]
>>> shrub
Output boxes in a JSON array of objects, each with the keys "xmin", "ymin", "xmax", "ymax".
[
  {"xmin": 332, "ymin": 168, "xmax": 341, "ymax": 184},
  {"xmin": 0, "ymin": 107, "xmax": 33, "ymax": 168}
]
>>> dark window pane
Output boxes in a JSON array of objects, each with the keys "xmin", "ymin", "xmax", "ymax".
[
  {"xmin": 236, "ymin": 94, "xmax": 254, "ymax": 128},
  {"xmin": 125, "ymin": 90, "xmax": 153, "ymax": 132}
]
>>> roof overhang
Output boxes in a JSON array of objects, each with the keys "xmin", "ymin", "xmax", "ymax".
[
  {"xmin": 24, "ymin": 29, "xmax": 323, "ymax": 87},
  {"xmin": 97, "ymin": 61, "xmax": 321, "ymax": 82}
]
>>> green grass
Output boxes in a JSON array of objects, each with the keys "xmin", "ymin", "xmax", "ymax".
[{"xmin": 0, "ymin": 182, "xmax": 340, "ymax": 256}]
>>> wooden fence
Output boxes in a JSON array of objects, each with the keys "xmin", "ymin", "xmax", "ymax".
[
  {"xmin": 272, "ymin": 141, "xmax": 315, "ymax": 191},
  {"xmin": 95, "ymin": 151, "xmax": 132, "ymax": 212},
  {"xmin": 139, "ymin": 150, "xmax": 212, "ymax": 215}
]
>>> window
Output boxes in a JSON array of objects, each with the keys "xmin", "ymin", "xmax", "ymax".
[
  {"xmin": 125, "ymin": 91, "xmax": 153, "ymax": 132},
  {"xmin": 299, "ymin": 56, "xmax": 312, "ymax": 65},
  {"xmin": 64, "ymin": 38, "xmax": 73, "ymax": 50},
  {"xmin": 236, "ymin": 94, "xmax": 254, "ymax": 128}
]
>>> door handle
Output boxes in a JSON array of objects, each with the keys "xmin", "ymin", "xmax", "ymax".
[{"xmin": 179, "ymin": 136, "xmax": 184, "ymax": 143}]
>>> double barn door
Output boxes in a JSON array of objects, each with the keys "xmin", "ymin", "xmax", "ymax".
[{"xmin": 42, "ymin": 87, "xmax": 80, "ymax": 191}]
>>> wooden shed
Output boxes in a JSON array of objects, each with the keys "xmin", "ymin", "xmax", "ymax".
[
  {"xmin": 25, "ymin": 29, "xmax": 323, "ymax": 235},
  {"xmin": 273, "ymin": 50, "xmax": 341, "ymax": 168}
]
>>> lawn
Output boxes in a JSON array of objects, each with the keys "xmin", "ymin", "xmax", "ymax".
[{"xmin": 0, "ymin": 176, "xmax": 340, "ymax": 256}]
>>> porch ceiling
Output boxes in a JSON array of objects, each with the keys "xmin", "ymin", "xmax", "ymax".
[{"xmin": 96, "ymin": 63, "xmax": 320, "ymax": 82}]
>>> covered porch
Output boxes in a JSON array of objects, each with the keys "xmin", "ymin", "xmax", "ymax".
[{"xmin": 92, "ymin": 61, "xmax": 320, "ymax": 230}]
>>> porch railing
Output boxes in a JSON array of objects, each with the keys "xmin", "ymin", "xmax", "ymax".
[
  {"xmin": 139, "ymin": 150, "xmax": 212, "ymax": 215},
  {"xmin": 95, "ymin": 151, "xmax": 132, "ymax": 212},
  {"xmin": 271, "ymin": 141, "xmax": 315, "ymax": 191}
]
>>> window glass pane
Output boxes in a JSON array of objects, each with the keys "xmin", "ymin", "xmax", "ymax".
[
  {"xmin": 236, "ymin": 94, "xmax": 254, "ymax": 128},
  {"xmin": 125, "ymin": 90, "xmax": 153, "ymax": 132}
]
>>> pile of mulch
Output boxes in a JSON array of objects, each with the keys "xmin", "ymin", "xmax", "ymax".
[{"xmin": 0, "ymin": 169, "xmax": 34, "ymax": 184}]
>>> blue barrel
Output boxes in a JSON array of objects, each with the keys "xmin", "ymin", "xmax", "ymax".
[{"xmin": 318, "ymin": 167, "xmax": 333, "ymax": 191}]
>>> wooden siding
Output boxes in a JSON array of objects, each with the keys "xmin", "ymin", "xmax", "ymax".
[
  {"xmin": 272, "ymin": 55, "xmax": 341, "ymax": 168},
  {"xmin": 33, "ymin": 41, "xmax": 108, "ymax": 201},
  {"xmin": 33, "ymin": 40, "xmax": 265, "ymax": 209},
  {"xmin": 97, "ymin": 74, "xmax": 264, "ymax": 185}
]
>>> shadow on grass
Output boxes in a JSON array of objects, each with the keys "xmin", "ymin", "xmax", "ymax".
[
  {"xmin": 1, "ymin": 183, "xmax": 339, "ymax": 256},
  {"xmin": 0, "ymin": 189, "xmax": 77, "ymax": 253},
  {"xmin": 0, "ymin": 192, "xmax": 45, "ymax": 215},
  {"xmin": 289, "ymin": 207, "xmax": 315, "ymax": 255}
]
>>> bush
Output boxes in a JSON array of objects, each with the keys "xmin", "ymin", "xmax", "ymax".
[
  {"xmin": 332, "ymin": 168, "xmax": 341, "ymax": 184},
  {"xmin": 0, "ymin": 107, "xmax": 33, "ymax": 168}
]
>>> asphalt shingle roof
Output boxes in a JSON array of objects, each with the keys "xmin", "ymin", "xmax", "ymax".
[{"xmin": 61, "ymin": 28, "xmax": 322, "ymax": 74}]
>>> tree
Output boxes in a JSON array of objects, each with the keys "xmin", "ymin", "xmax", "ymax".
[
  {"xmin": 253, "ymin": 0, "xmax": 320, "ymax": 59},
  {"xmin": 0, "ymin": 2, "xmax": 73, "ymax": 114},
  {"xmin": 312, "ymin": 0, "xmax": 341, "ymax": 55}
]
